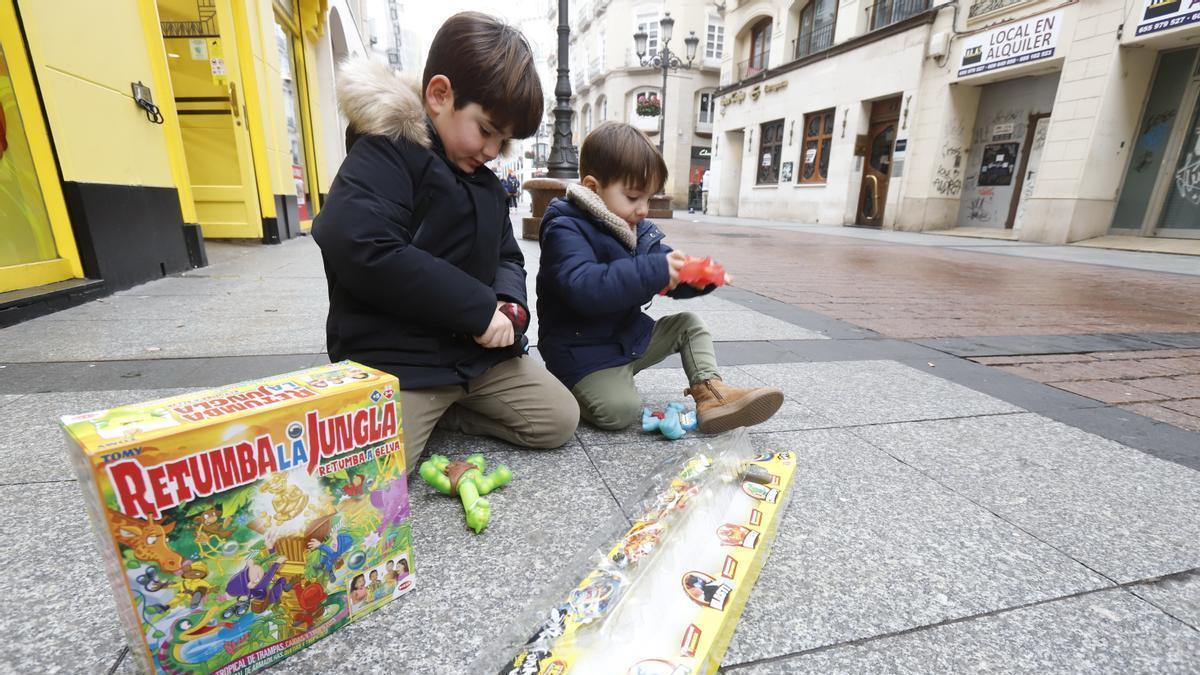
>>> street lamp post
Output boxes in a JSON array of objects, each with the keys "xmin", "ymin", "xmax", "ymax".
[
  {"xmin": 547, "ymin": 0, "xmax": 578, "ymax": 179},
  {"xmin": 634, "ymin": 12, "xmax": 700, "ymax": 154}
]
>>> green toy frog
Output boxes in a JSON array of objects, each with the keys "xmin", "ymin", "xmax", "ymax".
[{"xmin": 417, "ymin": 454, "xmax": 512, "ymax": 533}]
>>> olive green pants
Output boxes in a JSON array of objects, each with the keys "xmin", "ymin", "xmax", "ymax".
[
  {"xmin": 571, "ymin": 312, "xmax": 719, "ymax": 430},
  {"xmin": 399, "ymin": 355, "xmax": 580, "ymax": 466}
]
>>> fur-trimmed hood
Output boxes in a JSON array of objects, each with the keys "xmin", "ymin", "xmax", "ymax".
[
  {"xmin": 336, "ymin": 58, "xmax": 430, "ymax": 148},
  {"xmin": 564, "ymin": 183, "xmax": 638, "ymax": 252}
]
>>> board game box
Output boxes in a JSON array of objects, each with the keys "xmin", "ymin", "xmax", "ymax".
[
  {"xmin": 60, "ymin": 362, "xmax": 414, "ymax": 674},
  {"xmin": 488, "ymin": 429, "xmax": 797, "ymax": 674}
]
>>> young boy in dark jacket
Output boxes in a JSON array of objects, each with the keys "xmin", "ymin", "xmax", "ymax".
[
  {"xmin": 313, "ymin": 13, "xmax": 579, "ymax": 461},
  {"xmin": 537, "ymin": 122, "xmax": 783, "ymax": 432}
]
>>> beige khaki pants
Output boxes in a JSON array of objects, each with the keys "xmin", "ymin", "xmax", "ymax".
[{"xmin": 399, "ymin": 355, "xmax": 579, "ymax": 464}]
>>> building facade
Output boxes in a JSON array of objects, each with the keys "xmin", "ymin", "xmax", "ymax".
[
  {"xmin": 1, "ymin": 0, "xmax": 367, "ymax": 324},
  {"xmin": 709, "ymin": 0, "xmax": 1200, "ymax": 243},
  {"xmin": 568, "ymin": 0, "xmax": 724, "ymax": 207}
]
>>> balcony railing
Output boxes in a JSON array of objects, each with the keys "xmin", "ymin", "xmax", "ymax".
[
  {"xmin": 793, "ymin": 21, "xmax": 834, "ymax": 60},
  {"xmin": 866, "ymin": 0, "xmax": 931, "ymax": 31},
  {"xmin": 736, "ymin": 56, "xmax": 769, "ymax": 81},
  {"xmin": 587, "ymin": 57, "xmax": 603, "ymax": 80}
]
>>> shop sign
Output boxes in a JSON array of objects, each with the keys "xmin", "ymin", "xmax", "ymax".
[
  {"xmin": 691, "ymin": 146, "xmax": 713, "ymax": 159},
  {"xmin": 958, "ymin": 10, "xmax": 1061, "ymax": 77},
  {"xmin": 1135, "ymin": 0, "xmax": 1200, "ymax": 37}
]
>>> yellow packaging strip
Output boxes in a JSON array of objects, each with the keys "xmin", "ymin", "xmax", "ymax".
[{"xmin": 492, "ymin": 429, "xmax": 797, "ymax": 675}]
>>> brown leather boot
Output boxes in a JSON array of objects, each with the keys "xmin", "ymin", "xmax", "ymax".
[{"xmin": 685, "ymin": 378, "xmax": 784, "ymax": 434}]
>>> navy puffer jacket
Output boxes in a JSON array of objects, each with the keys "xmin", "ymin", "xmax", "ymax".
[{"xmin": 536, "ymin": 186, "xmax": 711, "ymax": 389}]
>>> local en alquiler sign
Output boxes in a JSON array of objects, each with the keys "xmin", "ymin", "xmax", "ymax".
[
  {"xmin": 958, "ymin": 11, "xmax": 1062, "ymax": 77},
  {"xmin": 1136, "ymin": 0, "xmax": 1200, "ymax": 37}
]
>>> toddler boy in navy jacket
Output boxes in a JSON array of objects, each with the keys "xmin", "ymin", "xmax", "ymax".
[{"xmin": 537, "ymin": 122, "xmax": 783, "ymax": 432}]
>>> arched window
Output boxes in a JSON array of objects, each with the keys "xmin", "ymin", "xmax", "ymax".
[
  {"xmin": 582, "ymin": 104, "xmax": 593, "ymax": 136},
  {"xmin": 596, "ymin": 95, "xmax": 608, "ymax": 122},
  {"xmin": 794, "ymin": 0, "xmax": 836, "ymax": 59},
  {"xmin": 746, "ymin": 18, "xmax": 771, "ymax": 78}
]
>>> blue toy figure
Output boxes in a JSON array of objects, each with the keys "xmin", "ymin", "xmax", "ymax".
[{"xmin": 641, "ymin": 403, "xmax": 699, "ymax": 440}]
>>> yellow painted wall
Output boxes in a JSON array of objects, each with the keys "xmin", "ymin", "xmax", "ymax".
[{"xmin": 18, "ymin": 0, "xmax": 175, "ymax": 187}]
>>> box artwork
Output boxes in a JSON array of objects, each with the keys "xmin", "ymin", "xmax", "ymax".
[{"xmin": 61, "ymin": 362, "xmax": 414, "ymax": 674}]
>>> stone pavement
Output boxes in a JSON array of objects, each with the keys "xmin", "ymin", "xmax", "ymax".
[{"xmin": 1, "ymin": 219, "xmax": 1199, "ymax": 673}]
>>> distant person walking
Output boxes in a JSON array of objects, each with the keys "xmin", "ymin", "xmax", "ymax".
[{"xmin": 505, "ymin": 170, "xmax": 521, "ymax": 209}]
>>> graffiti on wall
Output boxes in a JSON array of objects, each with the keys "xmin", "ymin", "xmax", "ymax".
[
  {"xmin": 933, "ymin": 142, "xmax": 965, "ymax": 196},
  {"xmin": 967, "ymin": 196, "xmax": 993, "ymax": 221}
]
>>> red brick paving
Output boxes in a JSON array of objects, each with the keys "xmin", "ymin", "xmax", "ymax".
[
  {"xmin": 657, "ymin": 219, "xmax": 1200, "ymax": 339},
  {"xmin": 654, "ymin": 219, "xmax": 1200, "ymax": 431},
  {"xmin": 972, "ymin": 349, "xmax": 1200, "ymax": 432}
]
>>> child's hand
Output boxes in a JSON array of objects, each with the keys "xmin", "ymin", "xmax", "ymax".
[
  {"xmin": 666, "ymin": 250, "xmax": 687, "ymax": 291},
  {"xmin": 475, "ymin": 302, "xmax": 516, "ymax": 349}
]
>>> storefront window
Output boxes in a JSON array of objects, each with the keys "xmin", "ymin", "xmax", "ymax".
[
  {"xmin": 0, "ymin": 41, "xmax": 57, "ymax": 267},
  {"xmin": 1158, "ymin": 90, "xmax": 1200, "ymax": 231},
  {"xmin": 1112, "ymin": 49, "xmax": 1196, "ymax": 231},
  {"xmin": 275, "ymin": 23, "xmax": 310, "ymax": 220}
]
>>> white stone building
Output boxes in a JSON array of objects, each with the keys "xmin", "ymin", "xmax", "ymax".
[
  {"xmin": 709, "ymin": 0, "xmax": 1200, "ymax": 243},
  {"xmin": 567, "ymin": 0, "xmax": 726, "ymax": 207}
]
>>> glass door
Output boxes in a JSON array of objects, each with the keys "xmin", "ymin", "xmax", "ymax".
[
  {"xmin": 1157, "ymin": 88, "xmax": 1200, "ymax": 237},
  {"xmin": 274, "ymin": 2, "xmax": 318, "ymax": 229},
  {"xmin": 0, "ymin": 0, "xmax": 82, "ymax": 293},
  {"xmin": 1112, "ymin": 47, "xmax": 1200, "ymax": 239}
]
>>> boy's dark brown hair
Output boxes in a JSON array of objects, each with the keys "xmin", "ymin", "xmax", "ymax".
[
  {"xmin": 423, "ymin": 12, "xmax": 543, "ymax": 139},
  {"xmin": 579, "ymin": 122, "xmax": 669, "ymax": 193}
]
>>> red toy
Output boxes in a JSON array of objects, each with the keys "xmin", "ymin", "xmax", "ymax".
[
  {"xmin": 663, "ymin": 256, "xmax": 726, "ymax": 294},
  {"xmin": 500, "ymin": 302, "xmax": 529, "ymax": 336}
]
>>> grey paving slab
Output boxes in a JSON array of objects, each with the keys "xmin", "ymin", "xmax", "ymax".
[
  {"xmin": 1143, "ymin": 332, "xmax": 1200, "ymax": 348},
  {"xmin": 739, "ymin": 360, "xmax": 1021, "ymax": 426},
  {"xmin": 753, "ymin": 338, "xmax": 946, "ymax": 363},
  {"xmin": 851, "ymin": 414, "xmax": 1200, "ymax": 583},
  {"xmin": 2, "ymin": 388, "xmax": 197, "ymax": 485},
  {"xmin": 0, "ymin": 394, "xmax": 22, "ymax": 410},
  {"xmin": 38, "ymin": 292, "xmax": 326, "ymax": 322},
  {"xmin": 894, "ymin": 354, "xmax": 1108, "ymax": 415},
  {"xmin": 718, "ymin": 286, "xmax": 879, "ymax": 340},
  {"xmin": 1131, "ymin": 570, "xmax": 1200, "ymax": 630},
  {"xmin": 914, "ymin": 333, "xmax": 1171, "ymax": 358},
  {"xmin": 729, "ymin": 589, "xmax": 1200, "ymax": 674},
  {"xmin": 0, "ymin": 317, "xmax": 327, "ymax": 362},
  {"xmin": 1042, "ymin": 401, "xmax": 1200, "ymax": 472},
  {"xmin": 644, "ymin": 310, "xmax": 828, "ymax": 342},
  {"xmin": 720, "ymin": 429, "xmax": 1108, "ymax": 663},
  {"xmin": 0, "ymin": 481, "xmax": 129, "ymax": 671},
  {"xmin": 0, "ymin": 355, "xmax": 328, "ymax": 394},
  {"xmin": 272, "ymin": 435, "xmax": 622, "ymax": 673},
  {"xmin": 113, "ymin": 275, "xmax": 316, "ymax": 298},
  {"xmin": 643, "ymin": 293, "xmax": 758, "ymax": 315}
]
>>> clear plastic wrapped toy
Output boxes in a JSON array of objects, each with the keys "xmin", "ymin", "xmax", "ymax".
[{"xmin": 485, "ymin": 429, "xmax": 797, "ymax": 674}]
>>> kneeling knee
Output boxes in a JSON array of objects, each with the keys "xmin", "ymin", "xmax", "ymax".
[{"xmin": 584, "ymin": 398, "xmax": 641, "ymax": 431}]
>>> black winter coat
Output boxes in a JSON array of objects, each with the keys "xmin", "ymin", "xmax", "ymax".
[{"xmin": 312, "ymin": 61, "xmax": 527, "ymax": 389}]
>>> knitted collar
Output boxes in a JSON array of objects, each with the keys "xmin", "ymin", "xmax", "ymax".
[{"xmin": 565, "ymin": 183, "xmax": 637, "ymax": 252}]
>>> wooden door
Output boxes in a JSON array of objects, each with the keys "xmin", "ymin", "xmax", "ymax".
[
  {"xmin": 1009, "ymin": 113, "xmax": 1051, "ymax": 230},
  {"xmin": 856, "ymin": 97, "xmax": 901, "ymax": 227}
]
